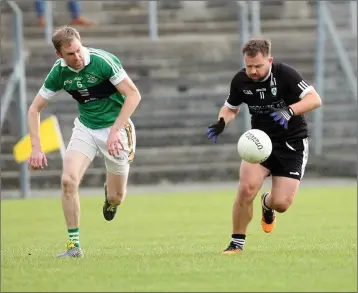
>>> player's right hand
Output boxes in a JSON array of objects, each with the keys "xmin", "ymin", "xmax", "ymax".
[
  {"xmin": 28, "ymin": 150, "xmax": 48, "ymax": 170},
  {"xmin": 206, "ymin": 117, "xmax": 226, "ymax": 143}
]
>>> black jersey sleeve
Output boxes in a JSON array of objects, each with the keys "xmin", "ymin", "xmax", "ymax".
[
  {"xmin": 224, "ymin": 73, "xmax": 244, "ymax": 109},
  {"xmin": 281, "ymin": 63, "xmax": 313, "ymax": 99}
]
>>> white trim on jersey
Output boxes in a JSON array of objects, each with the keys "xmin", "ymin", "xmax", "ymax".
[
  {"xmin": 285, "ymin": 142, "xmax": 296, "ymax": 151},
  {"xmin": 260, "ymin": 66, "xmax": 272, "ymax": 82},
  {"xmin": 299, "ymin": 85, "xmax": 313, "ymax": 99},
  {"xmin": 298, "ymin": 80, "xmax": 310, "ymax": 91},
  {"xmin": 297, "ymin": 80, "xmax": 314, "ymax": 99},
  {"xmin": 300, "ymin": 138, "xmax": 309, "ymax": 179},
  {"xmin": 88, "ymin": 48, "xmax": 120, "ymax": 73},
  {"xmin": 38, "ymin": 59, "xmax": 63, "ymax": 99},
  {"xmin": 224, "ymin": 100, "xmax": 240, "ymax": 110},
  {"xmin": 39, "ymin": 85, "xmax": 63, "ymax": 100},
  {"xmin": 88, "ymin": 48, "xmax": 127, "ymax": 86},
  {"xmin": 60, "ymin": 47, "xmax": 91, "ymax": 72}
]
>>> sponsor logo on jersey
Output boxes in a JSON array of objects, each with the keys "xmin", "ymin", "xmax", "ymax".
[
  {"xmin": 83, "ymin": 97, "xmax": 99, "ymax": 103},
  {"xmin": 248, "ymin": 99, "xmax": 286, "ymax": 114},
  {"xmin": 86, "ymin": 74, "xmax": 98, "ymax": 83},
  {"xmin": 78, "ymin": 89, "xmax": 90, "ymax": 97},
  {"xmin": 243, "ymin": 90, "xmax": 253, "ymax": 95}
]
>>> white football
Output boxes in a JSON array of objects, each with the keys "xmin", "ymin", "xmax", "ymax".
[{"xmin": 237, "ymin": 129, "xmax": 272, "ymax": 163}]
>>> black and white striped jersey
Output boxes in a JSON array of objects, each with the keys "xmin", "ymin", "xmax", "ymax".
[{"xmin": 225, "ymin": 62, "xmax": 313, "ymax": 142}]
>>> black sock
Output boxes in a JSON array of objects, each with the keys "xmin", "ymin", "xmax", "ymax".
[{"xmin": 231, "ymin": 234, "xmax": 246, "ymax": 249}]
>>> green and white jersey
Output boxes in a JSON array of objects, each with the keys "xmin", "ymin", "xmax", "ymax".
[{"xmin": 39, "ymin": 47, "xmax": 127, "ymax": 129}]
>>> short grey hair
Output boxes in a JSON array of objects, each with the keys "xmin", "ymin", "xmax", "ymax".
[{"xmin": 52, "ymin": 26, "xmax": 81, "ymax": 52}]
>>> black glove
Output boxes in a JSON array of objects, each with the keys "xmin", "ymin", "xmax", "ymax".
[
  {"xmin": 270, "ymin": 107, "xmax": 294, "ymax": 129},
  {"xmin": 206, "ymin": 117, "xmax": 226, "ymax": 143}
]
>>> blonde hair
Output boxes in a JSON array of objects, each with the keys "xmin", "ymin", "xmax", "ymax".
[
  {"xmin": 242, "ymin": 38, "xmax": 271, "ymax": 57},
  {"xmin": 52, "ymin": 26, "xmax": 81, "ymax": 52}
]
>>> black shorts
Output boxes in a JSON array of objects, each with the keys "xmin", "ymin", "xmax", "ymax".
[{"xmin": 260, "ymin": 138, "xmax": 309, "ymax": 181}]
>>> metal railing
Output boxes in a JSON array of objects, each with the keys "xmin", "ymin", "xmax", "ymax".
[
  {"xmin": 148, "ymin": 0, "xmax": 261, "ymax": 131},
  {"xmin": 44, "ymin": 0, "xmax": 53, "ymax": 44},
  {"xmin": 1, "ymin": 1, "xmax": 30, "ymax": 198},
  {"xmin": 237, "ymin": 1, "xmax": 261, "ymax": 131},
  {"xmin": 146, "ymin": 0, "xmax": 260, "ymax": 131},
  {"xmin": 313, "ymin": 1, "xmax": 325, "ymax": 157},
  {"xmin": 323, "ymin": 2, "xmax": 357, "ymax": 98},
  {"xmin": 351, "ymin": 1, "xmax": 357, "ymax": 35},
  {"xmin": 314, "ymin": 1, "xmax": 357, "ymax": 156},
  {"xmin": 148, "ymin": 1, "xmax": 158, "ymax": 41}
]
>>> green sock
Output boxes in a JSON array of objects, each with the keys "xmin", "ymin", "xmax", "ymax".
[{"xmin": 68, "ymin": 228, "xmax": 80, "ymax": 248}]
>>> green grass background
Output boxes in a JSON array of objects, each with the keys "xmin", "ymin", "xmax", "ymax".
[{"xmin": 1, "ymin": 186, "xmax": 357, "ymax": 292}]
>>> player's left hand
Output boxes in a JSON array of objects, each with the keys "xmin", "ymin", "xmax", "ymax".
[
  {"xmin": 107, "ymin": 129, "xmax": 124, "ymax": 157},
  {"xmin": 207, "ymin": 117, "xmax": 226, "ymax": 143},
  {"xmin": 269, "ymin": 107, "xmax": 294, "ymax": 129}
]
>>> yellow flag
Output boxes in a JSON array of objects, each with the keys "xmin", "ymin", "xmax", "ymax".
[{"xmin": 13, "ymin": 115, "xmax": 65, "ymax": 163}]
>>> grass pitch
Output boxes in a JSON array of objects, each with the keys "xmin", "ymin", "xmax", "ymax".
[{"xmin": 1, "ymin": 186, "xmax": 356, "ymax": 292}]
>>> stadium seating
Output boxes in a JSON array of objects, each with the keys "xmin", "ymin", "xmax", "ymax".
[{"xmin": 1, "ymin": 1, "xmax": 356, "ymax": 189}]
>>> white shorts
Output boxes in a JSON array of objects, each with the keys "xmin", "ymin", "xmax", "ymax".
[{"xmin": 66, "ymin": 117, "xmax": 136, "ymax": 175}]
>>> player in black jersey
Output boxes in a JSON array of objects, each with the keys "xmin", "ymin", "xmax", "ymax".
[{"xmin": 207, "ymin": 38, "xmax": 322, "ymax": 254}]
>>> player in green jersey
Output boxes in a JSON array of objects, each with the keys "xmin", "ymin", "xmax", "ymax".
[{"xmin": 27, "ymin": 26, "xmax": 142, "ymax": 258}]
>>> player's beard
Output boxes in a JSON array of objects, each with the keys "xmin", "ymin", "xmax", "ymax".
[
  {"xmin": 249, "ymin": 66, "xmax": 271, "ymax": 82},
  {"xmin": 249, "ymin": 75, "xmax": 262, "ymax": 82}
]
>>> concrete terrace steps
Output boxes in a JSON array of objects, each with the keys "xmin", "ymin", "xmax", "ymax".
[
  {"xmin": 3, "ymin": 94, "xmax": 355, "ymax": 123},
  {"xmin": 1, "ymin": 31, "xmax": 316, "ymax": 50},
  {"xmin": 2, "ymin": 101, "xmax": 355, "ymax": 137},
  {"xmin": 2, "ymin": 18, "xmax": 349, "ymax": 40},
  {"xmin": 1, "ymin": 160, "xmax": 244, "ymax": 188},
  {"xmin": 2, "ymin": 28, "xmax": 354, "ymax": 50},
  {"xmin": 3, "ymin": 32, "xmax": 354, "ymax": 66},
  {"xmin": 20, "ymin": 92, "xmax": 355, "ymax": 120},
  {"xmin": 1, "ymin": 144, "xmax": 241, "ymax": 170},
  {"xmin": 2, "ymin": 133, "xmax": 356, "ymax": 157},
  {"xmin": 2, "ymin": 140, "xmax": 355, "ymax": 181},
  {"xmin": 124, "ymin": 103, "xmax": 357, "ymax": 122},
  {"xmin": 0, "ymin": 61, "xmax": 324, "ymax": 86},
  {"xmin": 1, "ymin": 111, "xmax": 356, "ymax": 146},
  {"xmin": 1, "ymin": 147, "xmax": 355, "ymax": 189},
  {"xmin": 3, "ymin": 52, "xmax": 334, "ymax": 70},
  {"xmin": 3, "ymin": 67, "xmax": 354, "ymax": 100},
  {"xmin": 1, "ymin": 3, "xmax": 356, "ymax": 186},
  {"xmin": 1, "ymin": 123, "xmax": 356, "ymax": 151},
  {"xmin": 11, "ymin": 72, "xmax": 351, "ymax": 104},
  {"xmin": 2, "ymin": 46, "xmax": 356, "ymax": 73},
  {"xmin": 1, "ymin": 88, "xmax": 354, "ymax": 125},
  {"xmin": 61, "ymin": 127, "xmax": 358, "ymax": 149},
  {"xmin": 1, "ymin": 66, "xmax": 322, "ymax": 98},
  {"xmin": 1, "ymin": 3, "xmax": 298, "ymax": 27},
  {"xmin": 1, "ymin": 139, "xmax": 355, "ymax": 175},
  {"xmin": 1, "ymin": 120, "xmax": 356, "ymax": 157},
  {"xmin": 2, "ymin": 58, "xmax": 323, "ymax": 74},
  {"xmin": 2, "ymin": 67, "xmax": 320, "ymax": 94}
]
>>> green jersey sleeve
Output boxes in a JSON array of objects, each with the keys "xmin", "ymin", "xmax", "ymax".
[
  {"xmin": 89, "ymin": 48, "xmax": 127, "ymax": 85},
  {"xmin": 38, "ymin": 59, "xmax": 63, "ymax": 99}
]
